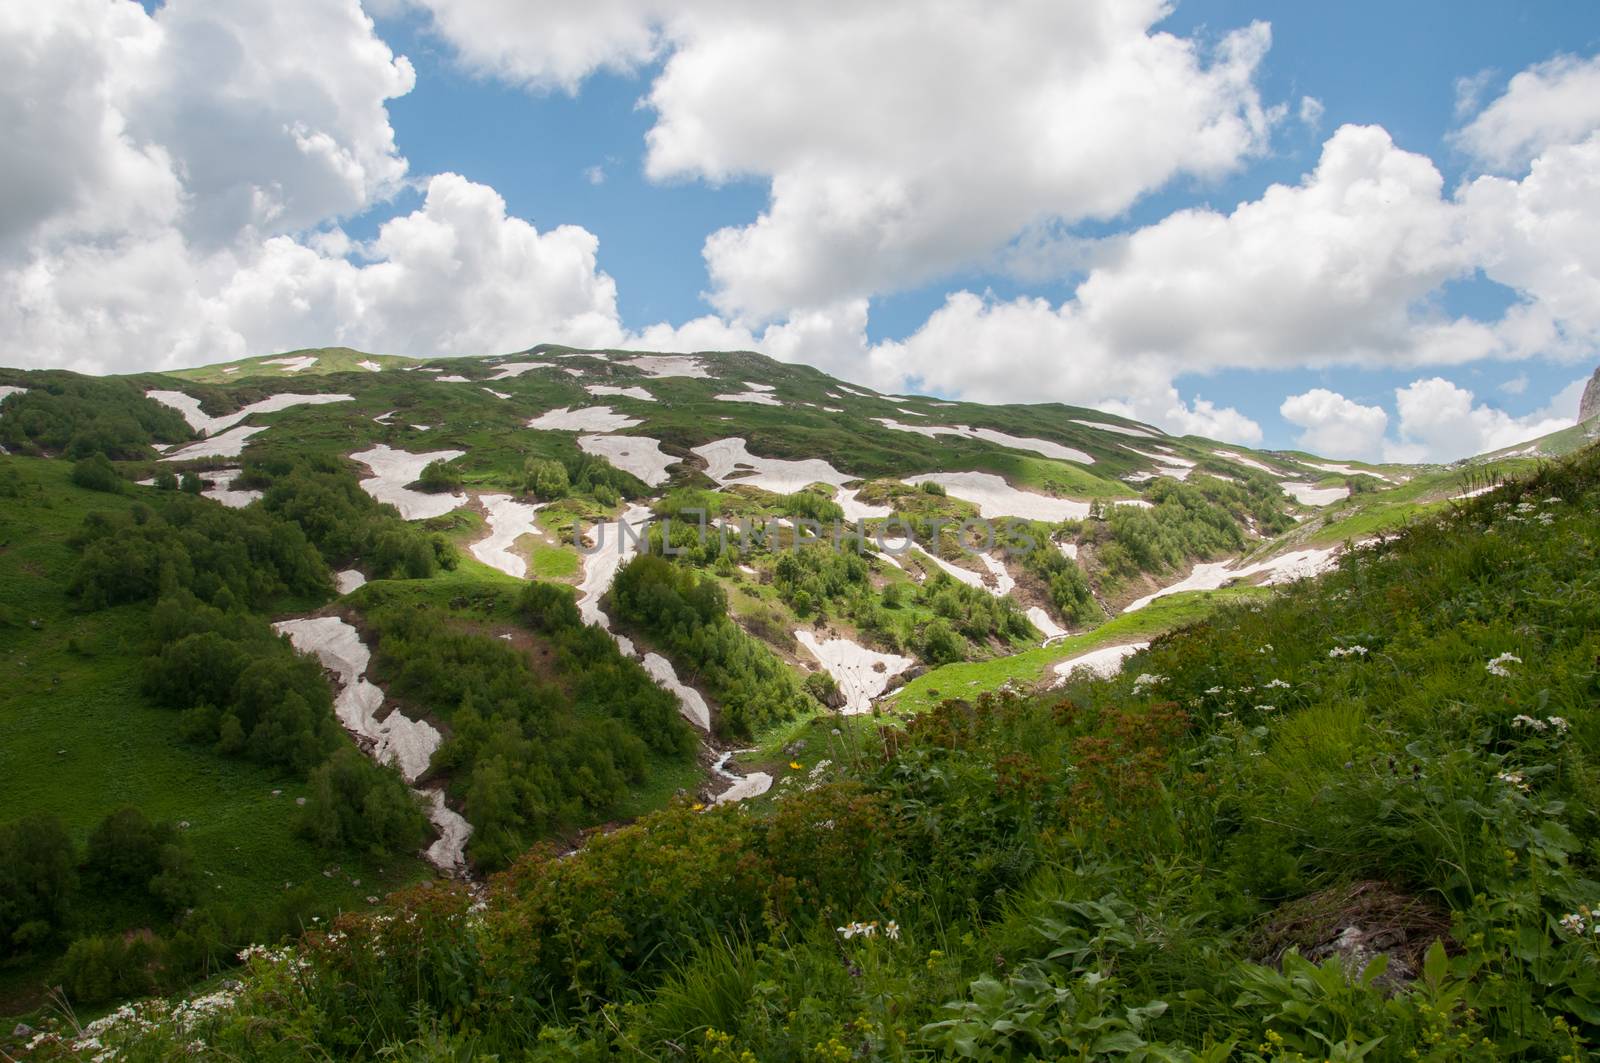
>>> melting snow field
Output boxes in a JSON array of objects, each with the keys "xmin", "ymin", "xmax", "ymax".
[
  {"xmin": 336, "ymin": 570, "xmax": 367, "ymax": 594},
  {"xmin": 528, "ymin": 406, "xmax": 643, "ymax": 432},
  {"xmin": 422, "ymin": 791, "xmax": 473, "ymax": 874},
  {"xmin": 574, "ymin": 505, "xmax": 715, "ymax": 730},
  {"xmin": 1053, "ymin": 642, "xmax": 1150, "ymax": 683},
  {"xmin": 1215, "ymin": 449, "xmax": 1276, "ymax": 474},
  {"xmin": 351, "ymin": 445, "xmax": 467, "ymax": 520},
  {"xmin": 578, "ymin": 434, "xmax": 676, "ymax": 486},
  {"xmin": 621, "ymin": 354, "xmax": 710, "ymax": 378},
  {"xmin": 694, "ymin": 438, "xmax": 855, "ymax": 493},
  {"xmin": 1280, "ymin": 482, "xmax": 1351, "ymax": 506},
  {"xmin": 483, "ymin": 388, "xmax": 511, "ymax": 400},
  {"xmin": 147, "ymin": 390, "xmax": 354, "ymax": 436},
  {"xmin": 161, "ymin": 425, "xmax": 266, "ymax": 461},
  {"xmin": 0, "ymin": 385, "xmax": 27, "ymax": 401},
  {"xmin": 1126, "ymin": 448, "xmax": 1196, "ymax": 482},
  {"xmin": 199, "ymin": 468, "xmax": 262, "ymax": 508},
  {"xmin": 712, "ymin": 752, "xmax": 773, "ymax": 804},
  {"xmin": 643, "ymin": 654, "xmax": 711, "ymax": 730},
  {"xmin": 795, "ymin": 630, "xmax": 916, "ymax": 715},
  {"xmin": 715, "ymin": 390, "xmax": 784, "ymax": 407},
  {"xmin": 1026, "ymin": 607, "xmax": 1070, "ymax": 642},
  {"xmin": 917, "ymin": 550, "xmax": 989, "ymax": 592},
  {"xmin": 906, "ymin": 471, "xmax": 1090, "ymax": 522},
  {"xmin": 1122, "ymin": 545, "xmax": 1348, "ymax": 613},
  {"xmin": 976, "ymin": 553, "xmax": 1016, "ymax": 596},
  {"xmin": 1070, "ymin": 418, "xmax": 1161, "ymax": 439},
  {"xmin": 273, "ymin": 616, "xmax": 468, "ymax": 873},
  {"xmin": 876, "ymin": 419, "xmax": 1094, "ymax": 464},
  {"xmin": 266, "ymin": 355, "xmax": 318, "ymax": 373},
  {"xmin": 1305, "ymin": 461, "xmax": 1388, "ymax": 481},
  {"xmin": 358, "ymin": 360, "xmax": 382, "ymax": 372},
  {"xmin": 586, "ymin": 384, "xmax": 655, "ymax": 401},
  {"xmin": 486, "ymin": 361, "xmax": 553, "ymax": 380},
  {"xmin": 835, "ymin": 487, "xmax": 892, "ymax": 521},
  {"xmin": 436, "ymin": 375, "xmax": 471, "ymax": 383},
  {"xmin": 577, "ymin": 504, "xmax": 652, "ymax": 642},
  {"xmin": 471, "ymin": 495, "xmax": 546, "ymax": 579}
]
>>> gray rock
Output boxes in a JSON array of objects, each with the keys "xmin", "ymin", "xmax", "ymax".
[{"xmin": 1581, "ymin": 365, "xmax": 1600, "ymax": 424}]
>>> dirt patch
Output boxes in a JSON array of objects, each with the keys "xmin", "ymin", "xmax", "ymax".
[{"xmin": 1254, "ymin": 880, "xmax": 1451, "ymax": 991}]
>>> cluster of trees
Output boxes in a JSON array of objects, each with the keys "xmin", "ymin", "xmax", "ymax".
[
  {"xmin": 0, "ymin": 374, "xmax": 192, "ymax": 459},
  {"xmin": 761, "ymin": 539, "xmax": 1034, "ymax": 664},
  {"xmin": 360, "ymin": 588, "xmax": 692, "ymax": 871},
  {"xmin": 611, "ymin": 550, "xmax": 812, "ymax": 736},
  {"xmin": 526, "ymin": 452, "xmax": 647, "ymax": 506},
  {"xmin": 776, "ymin": 486, "xmax": 845, "ymax": 522},
  {"xmin": 68, "ymin": 500, "xmax": 426, "ymax": 856},
  {"xmin": 1, "ymin": 807, "xmax": 353, "ymax": 1004},
  {"xmin": 1002, "ymin": 521, "xmax": 1101, "ymax": 627},
  {"xmin": 69, "ymin": 495, "xmax": 329, "ymax": 610},
  {"xmin": 611, "ymin": 554, "xmax": 810, "ymax": 737},
  {"xmin": 70, "ymin": 453, "xmax": 124, "ymax": 493},
  {"xmin": 1086, "ymin": 477, "xmax": 1293, "ymax": 589},
  {"xmin": 139, "ymin": 594, "xmax": 425, "ymax": 854},
  {"xmin": 248, "ymin": 455, "xmax": 459, "ymax": 579}
]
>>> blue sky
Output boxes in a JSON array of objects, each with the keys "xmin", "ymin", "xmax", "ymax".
[
  {"xmin": 362, "ymin": 0, "xmax": 1598, "ymax": 448},
  {"xmin": 8, "ymin": 2, "xmax": 1600, "ymax": 460}
]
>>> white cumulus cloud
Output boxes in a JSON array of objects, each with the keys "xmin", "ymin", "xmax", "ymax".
[
  {"xmin": 1386, "ymin": 376, "xmax": 1585, "ymax": 463},
  {"xmin": 1453, "ymin": 53, "xmax": 1600, "ymax": 171},
  {"xmin": 1280, "ymin": 388, "xmax": 1389, "ymax": 459},
  {"xmin": 403, "ymin": 0, "xmax": 1278, "ymax": 320}
]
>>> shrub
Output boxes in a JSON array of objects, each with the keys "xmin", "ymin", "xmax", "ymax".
[{"xmin": 70, "ymin": 453, "xmax": 122, "ymax": 493}]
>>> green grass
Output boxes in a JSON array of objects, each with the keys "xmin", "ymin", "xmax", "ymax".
[
  {"xmin": 62, "ymin": 442, "xmax": 1600, "ymax": 1061},
  {"xmin": 530, "ymin": 543, "xmax": 579, "ymax": 579},
  {"xmin": 1301, "ymin": 457, "xmax": 1541, "ymax": 545},
  {"xmin": 0, "ymin": 458, "xmax": 429, "ymax": 1013},
  {"xmin": 887, "ymin": 586, "xmax": 1265, "ymax": 715}
]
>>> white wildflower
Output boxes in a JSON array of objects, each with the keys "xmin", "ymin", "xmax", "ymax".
[
  {"xmin": 1486, "ymin": 653, "xmax": 1522, "ymax": 677},
  {"xmin": 1497, "ymin": 770, "xmax": 1529, "ymax": 792},
  {"xmin": 1131, "ymin": 673, "xmax": 1163, "ymax": 694},
  {"xmin": 1265, "ymin": 679, "xmax": 1290, "ymax": 690},
  {"xmin": 1204, "ymin": 686, "xmax": 1224, "ymax": 695},
  {"xmin": 1548, "ymin": 716, "xmax": 1570, "ymax": 733},
  {"xmin": 884, "ymin": 920, "xmax": 901, "ymax": 940},
  {"xmin": 1255, "ymin": 704, "xmax": 1277, "ymax": 713},
  {"xmin": 1328, "ymin": 645, "xmax": 1369, "ymax": 658},
  {"xmin": 1511, "ymin": 714, "xmax": 1547, "ymax": 732},
  {"xmin": 1562, "ymin": 912, "xmax": 1587, "ymax": 934}
]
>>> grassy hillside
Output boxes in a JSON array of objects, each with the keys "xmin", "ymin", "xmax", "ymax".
[
  {"xmin": 22, "ymin": 439, "xmax": 1600, "ymax": 1059},
  {"xmin": 5, "ymin": 343, "xmax": 1589, "ymax": 1045},
  {"xmin": 0, "ymin": 457, "xmax": 433, "ymax": 1015}
]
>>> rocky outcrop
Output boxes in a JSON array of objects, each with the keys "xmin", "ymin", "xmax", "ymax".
[{"xmin": 1582, "ymin": 366, "xmax": 1600, "ymax": 424}]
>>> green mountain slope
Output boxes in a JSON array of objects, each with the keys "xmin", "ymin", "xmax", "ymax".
[
  {"xmin": 0, "ymin": 343, "xmax": 1582, "ymax": 1031},
  {"xmin": 19, "ymin": 389, "xmax": 1600, "ymax": 1060}
]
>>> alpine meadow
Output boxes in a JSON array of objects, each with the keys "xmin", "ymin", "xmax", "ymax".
[{"xmin": 6, "ymin": 2, "xmax": 1600, "ymax": 1060}]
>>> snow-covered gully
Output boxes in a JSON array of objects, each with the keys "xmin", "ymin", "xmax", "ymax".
[{"xmin": 273, "ymin": 616, "xmax": 471, "ymax": 876}]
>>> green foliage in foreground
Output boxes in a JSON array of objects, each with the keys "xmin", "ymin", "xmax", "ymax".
[{"xmin": 37, "ymin": 446, "xmax": 1600, "ymax": 1059}]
